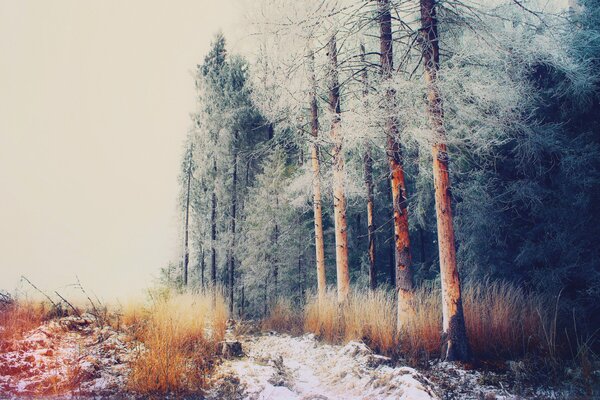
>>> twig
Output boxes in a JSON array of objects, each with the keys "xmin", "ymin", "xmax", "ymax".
[
  {"xmin": 54, "ymin": 291, "xmax": 81, "ymax": 317},
  {"xmin": 20, "ymin": 276, "xmax": 58, "ymax": 308},
  {"xmin": 75, "ymin": 275, "xmax": 101, "ymax": 320}
]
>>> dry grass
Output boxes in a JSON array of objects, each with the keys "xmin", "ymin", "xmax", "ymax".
[
  {"xmin": 464, "ymin": 280, "xmax": 547, "ymax": 359},
  {"xmin": 262, "ymin": 298, "xmax": 304, "ymax": 335},
  {"xmin": 303, "ymin": 288, "xmax": 397, "ymax": 354},
  {"xmin": 127, "ymin": 289, "xmax": 228, "ymax": 395},
  {"xmin": 0, "ymin": 299, "xmax": 49, "ymax": 341},
  {"xmin": 298, "ymin": 281, "xmax": 552, "ymax": 361}
]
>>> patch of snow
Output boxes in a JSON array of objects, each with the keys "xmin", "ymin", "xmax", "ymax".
[
  {"xmin": 0, "ymin": 315, "xmax": 137, "ymax": 398},
  {"xmin": 210, "ymin": 333, "xmax": 439, "ymax": 400}
]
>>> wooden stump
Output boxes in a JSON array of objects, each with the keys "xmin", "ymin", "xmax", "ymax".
[{"xmin": 220, "ymin": 341, "xmax": 243, "ymax": 359}]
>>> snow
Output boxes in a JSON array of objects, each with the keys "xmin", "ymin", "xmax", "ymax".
[
  {"xmin": 209, "ymin": 333, "xmax": 439, "ymax": 400},
  {"xmin": 0, "ymin": 313, "xmax": 137, "ymax": 398}
]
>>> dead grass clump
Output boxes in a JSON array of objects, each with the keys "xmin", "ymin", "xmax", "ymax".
[
  {"xmin": 464, "ymin": 280, "xmax": 547, "ymax": 360},
  {"xmin": 0, "ymin": 298, "xmax": 49, "ymax": 341},
  {"xmin": 302, "ymin": 281, "xmax": 550, "ymax": 362},
  {"xmin": 343, "ymin": 289, "xmax": 396, "ymax": 354},
  {"xmin": 262, "ymin": 298, "xmax": 304, "ymax": 335},
  {"xmin": 400, "ymin": 284, "xmax": 442, "ymax": 359},
  {"xmin": 304, "ymin": 288, "xmax": 396, "ymax": 355},
  {"xmin": 304, "ymin": 289, "xmax": 342, "ymax": 343},
  {"xmin": 127, "ymin": 289, "xmax": 228, "ymax": 395}
]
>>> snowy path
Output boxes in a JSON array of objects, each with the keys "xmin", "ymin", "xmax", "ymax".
[{"xmin": 210, "ymin": 333, "xmax": 439, "ymax": 400}]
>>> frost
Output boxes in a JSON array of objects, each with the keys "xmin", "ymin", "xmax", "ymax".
[
  {"xmin": 0, "ymin": 315, "xmax": 137, "ymax": 398},
  {"xmin": 209, "ymin": 333, "xmax": 438, "ymax": 400}
]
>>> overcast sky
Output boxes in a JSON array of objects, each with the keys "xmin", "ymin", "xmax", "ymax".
[{"xmin": 0, "ymin": 0, "xmax": 246, "ymax": 301}]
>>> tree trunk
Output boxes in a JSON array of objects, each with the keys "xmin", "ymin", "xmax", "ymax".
[
  {"xmin": 229, "ymin": 132, "xmax": 238, "ymax": 315},
  {"xmin": 378, "ymin": 0, "xmax": 414, "ymax": 330},
  {"xmin": 420, "ymin": 0, "xmax": 470, "ymax": 362},
  {"xmin": 273, "ymin": 196, "xmax": 279, "ymax": 299},
  {"xmin": 360, "ymin": 44, "xmax": 377, "ymax": 291},
  {"xmin": 365, "ymin": 147, "xmax": 377, "ymax": 290},
  {"xmin": 298, "ymin": 246, "xmax": 304, "ymax": 301},
  {"xmin": 328, "ymin": 35, "xmax": 350, "ymax": 303},
  {"xmin": 183, "ymin": 164, "xmax": 192, "ymax": 287},
  {"xmin": 211, "ymin": 157, "xmax": 217, "ymax": 287},
  {"xmin": 308, "ymin": 49, "xmax": 327, "ymax": 303},
  {"xmin": 263, "ymin": 272, "xmax": 269, "ymax": 317},
  {"xmin": 200, "ymin": 247, "xmax": 205, "ymax": 289},
  {"xmin": 240, "ymin": 284, "xmax": 245, "ymax": 318}
]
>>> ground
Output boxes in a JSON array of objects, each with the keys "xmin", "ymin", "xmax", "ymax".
[
  {"xmin": 208, "ymin": 332, "xmax": 437, "ymax": 400},
  {"xmin": 0, "ymin": 315, "xmax": 582, "ymax": 399},
  {"xmin": 0, "ymin": 314, "xmax": 136, "ymax": 399}
]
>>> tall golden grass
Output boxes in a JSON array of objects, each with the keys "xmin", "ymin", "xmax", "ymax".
[
  {"xmin": 292, "ymin": 280, "xmax": 553, "ymax": 361},
  {"xmin": 262, "ymin": 298, "xmax": 304, "ymax": 335},
  {"xmin": 0, "ymin": 300, "xmax": 49, "ymax": 341},
  {"xmin": 126, "ymin": 289, "xmax": 228, "ymax": 395}
]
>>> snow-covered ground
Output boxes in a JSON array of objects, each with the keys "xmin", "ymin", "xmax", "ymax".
[
  {"xmin": 209, "ymin": 332, "xmax": 438, "ymax": 400},
  {"xmin": 0, "ymin": 316, "xmax": 581, "ymax": 399},
  {"xmin": 0, "ymin": 313, "xmax": 137, "ymax": 399}
]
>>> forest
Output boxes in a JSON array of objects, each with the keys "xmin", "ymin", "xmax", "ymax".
[
  {"xmin": 177, "ymin": 0, "xmax": 599, "ymax": 361},
  {"xmin": 1, "ymin": 0, "xmax": 599, "ymax": 398}
]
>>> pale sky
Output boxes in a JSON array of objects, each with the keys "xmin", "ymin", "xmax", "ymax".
[{"xmin": 0, "ymin": 0, "xmax": 245, "ymax": 301}]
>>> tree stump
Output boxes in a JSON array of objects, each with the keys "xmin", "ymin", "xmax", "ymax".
[{"xmin": 221, "ymin": 341, "xmax": 243, "ymax": 359}]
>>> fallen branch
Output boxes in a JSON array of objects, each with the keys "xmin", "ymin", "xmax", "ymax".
[
  {"xmin": 21, "ymin": 276, "xmax": 58, "ymax": 308},
  {"xmin": 54, "ymin": 291, "xmax": 81, "ymax": 318}
]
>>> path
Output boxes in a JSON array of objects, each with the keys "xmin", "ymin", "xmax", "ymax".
[{"xmin": 209, "ymin": 332, "xmax": 439, "ymax": 400}]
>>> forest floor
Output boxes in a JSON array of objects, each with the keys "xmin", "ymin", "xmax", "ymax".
[
  {"xmin": 0, "ymin": 314, "xmax": 583, "ymax": 399},
  {"xmin": 206, "ymin": 323, "xmax": 569, "ymax": 400},
  {"xmin": 208, "ymin": 331, "xmax": 437, "ymax": 400},
  {"xmin": 0, "ymin": 313, "xmax": 136, "ymax": 399}
]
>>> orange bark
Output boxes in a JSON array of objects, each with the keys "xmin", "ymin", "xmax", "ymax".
[
  {"xmin": 420, "ymin": 0, "xmax": 469, "ymax": 361},
  {"xmin": 378, "ymin": 0, "xmax": 414, "ymax": 329}
]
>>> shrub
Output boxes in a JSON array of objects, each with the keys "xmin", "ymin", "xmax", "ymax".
[{"xmin": 127, "ymin": 289, "xmax": 228, "ymax": 395}]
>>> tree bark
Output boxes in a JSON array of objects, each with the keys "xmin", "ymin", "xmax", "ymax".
[
  {"xmin": 200, "ymin": 247, "xmax": 205, "ymax": 289},
  {"xmin": 211, "ymin": 157, "xmax": 217, "ymax": 287},
  {"xmin": 328, "ymin": 35, "xmax": 350, "ymax": 303},
  {"xmin": 183, "ymin": 162, "xmax": 192, "ymax": 287},
  {"xmin": 273, "ymin": 195, "xmax": 279, "ymax": 299},
  {"xmin": 308, "ymin": 49, "xmax": 327, "ymax": 303},
  {"xmin": 378, "ymin": 0, "xmax": 414, "ymax": 330},
  {"xmin": 360, "ymin": 44, "xmax": 377, "ymax": 291},
  {"xmin": 229, "ymin": 132, "xmax": 238, "ymax": 315},
  {"xmin": 420, "ymin": 0, "xmax": 470, "ymax": 362}
]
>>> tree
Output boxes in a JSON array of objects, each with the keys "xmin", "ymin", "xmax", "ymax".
[
  {"xmin": 308, "ymin": 49, "xmax": 328, "ymax": 303},
  {"xmin": 419, "ymin": 0, "xmax": 469, "ymax": 361},
  {"xmin": 180, "ymin": 140, "xmax": 195, "ymax": 286},
  {"xmin": 360, "ymin": 43, "xmax": 377, "ymax": 291},
  {"xmin": 327, "ymin": 35, "xmax": 350, "ymax": 303},
  {"xmin": 377, "ymin": 0, "xmax": 414, "ymax": 329}
]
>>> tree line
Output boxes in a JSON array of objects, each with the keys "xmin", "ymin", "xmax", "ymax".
[{"xmin": 170, "ymin": 0, "xmax": 600, "ymax": 362}]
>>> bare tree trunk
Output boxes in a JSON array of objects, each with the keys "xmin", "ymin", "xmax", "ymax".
[
  {"xmin": 199, "ymin": 247, "xmax": 205, "ymax": 289},
  {"xmin": 240, "ymin": 284, "xmax": 245, "ymax": 318},
  {"xmin": 365, "ymin": 147, "xmax": 377, "ymax": 290},
  {"xmin": 378, "ymin": 0, "xmax": 414, "ymax": 329},
  {"xmin": 263, "ymin": 271, "xmax": 269, "ymax": 317},
  {"xmin": 328, "ymin": 35, "xmax": 350, "ymax": 303},
  {"xmin": 360, "ymin": 44, "xmax": 377, "ymax": 291},
  {"xmin": 183, "ymin": 164, "xmax": 192, "ymax": 287},
  {"xmin": 273, "ymin": 196, "xmax": 279, "ymax": 299},
  {"xmin": 297, "ymin": 246, "xmax": 304, "ymax": 301},
  {"xmin": 229, "ymin": 132, "xmax": 238, "ymax": 315},
  {"xmin": 420, "ymin": 0, "xmax": 469, "ymax": 362},
  {"xmin": 308, "ymin": 49, "xmax": 327, "ymax": 303},
  {"xmin": 211, "ymin": 157, "xmax": 217, "ymax": 287}
]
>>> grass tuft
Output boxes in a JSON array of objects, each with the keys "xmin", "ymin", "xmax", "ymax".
[{"xmin": 127, "ymin": 288, "xmax": 228, "ymax": 395}]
